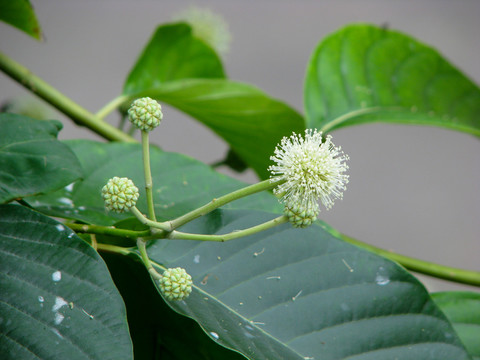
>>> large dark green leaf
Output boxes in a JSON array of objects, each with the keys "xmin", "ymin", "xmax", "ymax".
[
  {"xmin": 305, "ymin": 24, "xmax": 480, "ymax": 135},
  {"xmin": 432, "ymin": 291, "xmax": 480, "ymax": 360},
  {"xmin": 128, "ymin": 79, "xmax": 305, "ymax": 179},
  {"xmin": 0, "ymin": 114, "xmax": 83, "ymax": 204},
  {"xmin": 143, "ymin": 209, "xmax": 470, "ymax": 360},
  {"xmin": 0, "ymin": 204, "xmax": 132, "ymax": 359},
  {"xmin": 123, "ymin": 22, "xmax": 225, "ymax": 95},
  {"xmin": 101, "ymin": 252, "xmax": 246, "ymax": 360},
  {"xmin": 27, "ymin": 140, "xmax": 281, "ymax": 225},
  {"xmin": 0, "ymin": 0, "xmax": 42, "ymax": 40}
]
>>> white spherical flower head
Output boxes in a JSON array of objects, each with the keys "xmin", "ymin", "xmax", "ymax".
[
  {"xmin": 172, "ymin": 6, "xmax": 231, "ymax": 56},
  {"xmin": 102, "ymin": 177, "xmax": 139, "ymax": 213},
  {"xmin": 159, "ymin": 267, "xmax": 193, "ymax": 301},
  {"xmin": 128, "ymin": 97, "xmax": 163, "ymax": 132},
  {"xmin": 268, "ymin": 129, "xmax": 349, "ymax": 213}
]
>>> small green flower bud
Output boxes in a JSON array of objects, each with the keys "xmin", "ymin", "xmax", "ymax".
[
  {"xmin": 159, "ymin": 267, "xmax": 193, "ymax": 301},
  {"xmin": 284, "ymin": 202, "xmax": 319, "ymax": 228},
  {"xmin": 102, "ymin": 177, "xmax": 139, "ymax": 213},
  {"xmin": 128, "ymin": 97, "xmax": 163, "ymax": 132}
]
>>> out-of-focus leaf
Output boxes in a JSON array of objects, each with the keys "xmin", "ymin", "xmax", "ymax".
[
  {"xmin": 129, "ymin": 79, "xmax": 305, "ymax": 179},
  {"xmin": 432, "ymin": 291, "xmax": 480, "ymax": 360},
  {"xmin": 305, "ymin": 24, "xmax": 480, "ymax": 135},
  {"xmin": 123, "ymin": 22, "xmax": 225, "ymax": 95},
  {"xmin": 0, "ymin": 0, "xmax": 42, "ymax": 40}
]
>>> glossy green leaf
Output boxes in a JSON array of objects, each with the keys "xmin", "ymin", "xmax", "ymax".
[
  {"xmin": 0, "ymin": 0, "xmax": 42, "ymax": 40},
  {"xmin": 0, "ymin": 114, "xmax": 83, "ymax": 204},
  {"xmin": 305, "ymin": 24, "xmax": 480, "ymax": 135},
  {"xmin": 27, "ymin": 140, "xmax": 281, "ymax": 225},
  {"xmin": 101, "ymin": 252, "xmax": 245, "ymax": 360},
  {"xmin": 432, "ymin": 291, "xmax": 480, "ymax": 360},
  {"xmin": 123, "ymin": 22, "xmax": 224, "ymax": 95},
  {"xmin": 129, "ymin": 79, "xmax": 305, "ymax": 179},
  {"xmin": 144, "ymin": 209, "xmax": 470, "ymax": 360},
  {"xmin": 0, "ymin": 204, "xmax": 132, "ymax": 359}
]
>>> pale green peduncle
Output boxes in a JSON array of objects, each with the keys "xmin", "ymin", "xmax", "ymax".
[
  {"xmin": 168, "ymin": 215, "xmax": 289, "ymax": 242},
  {"xmin": 141, "ymin": 131, "xmax": 156, "ymax": 221},
  {"xmin": 162, "ymin": 179, "xmax": 284, "ymax": 231}
]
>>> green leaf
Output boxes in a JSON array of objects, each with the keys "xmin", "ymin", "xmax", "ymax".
[
  {"xmin": 145, "ymin": 209, "xmax": 470, "ymax": 360},
  {"xmin": 27, "ymin": 140, "xmax": 281, "ymax": 225},
  {"xmin": 432, "ymin": 291, "xmax": 480, "ymax": 360},
  {"xmin": 0, "ymin": 0, "xmax": 42, "ymax": 40},
  {"xmin": 101, "ymin": 252, "xmax": 246, "ymax": 360},
  {"xmin": 0, "ymin": 204, "xmax": 132, "ymax": 359},
  {"xmin": 0, "ymin": 114, "xmax": 83, "ymax": 204},
  {"xmin": 129, "ymin": 79, "xmax": 305, "ymax": 179},
  {"xmin": 123, "ymin": 22, "xmax": 225, "ymax": 95},
  {"xmin": 305, "ymin": 24, "xmax": 480, "ymax": 135}
]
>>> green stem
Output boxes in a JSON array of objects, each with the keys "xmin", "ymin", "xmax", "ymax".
[
  {"xmin": 321, "ymin": 222, "xmax": 480, "ymax": 287},
  {"xmin": 137, "ymin": 238, "xmax": 162, "ymax": 280},
  {"xmin": 96, "ymin": 94, "xmax": 130, "ymax": 119},
  {"xmin": 136, "ymin": 238, "xmax": 152, "ymax": 269},
  {"xmin": 0, "ymin": 51, "xmax": 135, "ymax": 143},
  {"xmin": 96, "ymin": 243, "xmax": 132, "ymax": 255},
  {"xmin": 130, "ymin": 206, "xmax": 170, "ymax": 231},
  {"xmin": 141, "ymin": 131, "xmax": 156, "ymax": 221},
  {"xmin": 169, "ymin": 215, "xmax": 289, "ymax": 242},
  {"xmin": 163, "ymin": 179, "xmax": 283, "ymax": 231},
  {"xmin": 66, "ymin": 222, "xmax": 150, "ymax": 239}
]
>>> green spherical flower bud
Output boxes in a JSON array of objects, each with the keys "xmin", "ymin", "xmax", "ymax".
[
  {"xmin": 284, "ymin": 202, "xmax": 319, "ymax": 228},
  {"xmin": 159, "ymin": 267, "xmax": 193, "ymax": 301},
  {"xmin": 127, "ymin": 97, "xmax": 163, "ymax": 132},
  {"xmin": 102, "ymin": 177, "xmax": 139, "ymax": 213}
]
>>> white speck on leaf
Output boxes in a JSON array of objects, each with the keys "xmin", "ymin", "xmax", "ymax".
[
  {"xmin": 58, "ymin": 197, "xmax": 73, "ymax": 207},
  {"xmin": 55, "ymin": 224, "xmax": 65, "ymax": 232},
  {"xmin": 209, "ymin": 332, "xmax": 219, "ymax": 340},
  {"xmin": 54, "ymin": 312, "xmax": 65, "ymax": 325},
  {"xmin": 193, "ymin": 254, "xmax": 200, "ymax": 264},
  {"xmin": 52, "ymin": 271, "xmax": 62, "ymax": 282},
  {"xmin": 52, "ymin": 296, "xmax": 68, "ymax": 312}
]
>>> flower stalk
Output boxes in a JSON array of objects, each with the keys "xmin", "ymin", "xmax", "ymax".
[{"xmin": 141, "ymin": 131, "xmax": 156, "ymax": 221}]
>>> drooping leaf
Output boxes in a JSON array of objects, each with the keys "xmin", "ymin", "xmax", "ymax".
[
  {"xmin": 27, "ymin": 140, "xmax": 281, "ymax": 225},
  {"xmin": 0, "ymin": 204, "xmax": 133, "ymax": 360},
  {"xmin": 101, "ymin": 251, "xmax": 246, "ymax": 360},
  {"xmin": 0, "ymin": 114, "xmax": 83, "ymax": 204},
  {"xmin": 123, "ymin": 22, "xmax": 225, "ymax": 95},
  {"xmin": 143, "ymin": 209, "xmax": 470, "ymax": 360},
  {"xmin": 0, "ymin": 0, "xmax": 42, "ymax": 40},
  {"xmin": 127, "ymin": 79, "xmax": 305, "ymax": 179},
  {"xmin": 432, "ymin": 291, "xmax": 480, "ymax": 360},
  {"xmin": 305, "ymin": 24, "xmax": 480, "ymax": 135}
]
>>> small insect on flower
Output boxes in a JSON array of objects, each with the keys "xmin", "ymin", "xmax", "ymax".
[{"xmin": 268, "ymin": 129, "xmax": 349, "ymax": 218}]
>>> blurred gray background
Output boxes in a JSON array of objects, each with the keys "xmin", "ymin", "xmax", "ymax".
[{"xmin": 1, "ymin": 0, "xmax": 479, "ymax": 292}]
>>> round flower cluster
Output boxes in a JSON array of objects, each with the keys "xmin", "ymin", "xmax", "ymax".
[
  {"xmin": 101, "ymin": 177, "xmax": 139, "ymax": 213},
  {"xmin": 284, "ymin": 203, "xmax": 319, "ymax": 228},
  {"xmin": 127, "ymin": 97, "xmax": 163, "ymax": 132},
  {"xmin": 269, "ymin": 129, "xmax": 349, "ymax": 225},
  {"xmin": 173, "ymin": 6, "xmax": 231, "ymax": 56},
  {"xmin": 158, "ymin": 267, "xmax": 193, "ymax": 301}
]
